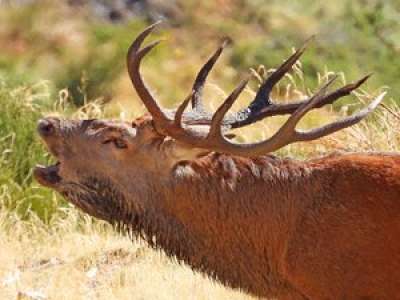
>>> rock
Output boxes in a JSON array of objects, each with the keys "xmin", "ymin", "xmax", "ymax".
[{"xmin": 68, "ymin": 0, "xmax": 181, "ymax": 23}]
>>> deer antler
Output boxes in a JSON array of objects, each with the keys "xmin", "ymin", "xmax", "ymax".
[
  {"xmin": 177, "ymin": 34, "xmax": 373, "ymax": 129},
  {"xmin": 190, "ymin": 37, "xmax": 231, "ymax": 112},
  {"xmin": 127, "ymin": 22, "xmax": 386, "ymax": 157}
]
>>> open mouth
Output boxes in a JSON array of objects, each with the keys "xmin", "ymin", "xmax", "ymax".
[{"xmin": 34, "ymin": 162, "xmax": 62, "ymax": 187}]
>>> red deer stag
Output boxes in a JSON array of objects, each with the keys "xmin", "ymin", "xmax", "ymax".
[{"xmin": 34, "ymin": 23, "xmax": 400, "ymax": 299}]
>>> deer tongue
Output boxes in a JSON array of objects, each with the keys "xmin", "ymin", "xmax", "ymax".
[{"xmin": 34, "ymin": 162, "xmax": 62, "ymax": 187}]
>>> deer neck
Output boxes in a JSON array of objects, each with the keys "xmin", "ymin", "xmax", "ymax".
[{"xmin": 118, "ymin": 153, "xmax": 316, "ymax": 295}]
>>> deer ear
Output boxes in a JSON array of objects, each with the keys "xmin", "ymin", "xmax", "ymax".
[{"xmin": 133, "ymin": 118, "xmax": 163, "ymax": 142}]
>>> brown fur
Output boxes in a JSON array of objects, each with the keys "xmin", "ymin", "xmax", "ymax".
[{"xmin": 34, "ymin": 117, "xmax": 400, "ymax": 299}]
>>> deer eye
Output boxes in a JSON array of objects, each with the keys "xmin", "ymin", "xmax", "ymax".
[
  {"xmin": 102, "ymin": 138, "xmax": 127, "ymax": 149},
  {"xmin": 113, "ymin": 138, "xmax": 127, "ymax": 149}
]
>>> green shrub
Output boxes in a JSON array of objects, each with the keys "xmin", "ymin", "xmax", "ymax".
[{"xmin": 0, "ymin": 81, "xmax": 61, "ymax": 220}]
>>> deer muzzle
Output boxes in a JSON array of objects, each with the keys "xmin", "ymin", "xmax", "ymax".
[{"xmin": 34, "ymin": 117, "xmax": 63, "ymax": 187}]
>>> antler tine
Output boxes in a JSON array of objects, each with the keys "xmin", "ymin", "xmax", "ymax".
[
  {"xmin": 127, "ymin": 22, "xmax": 170, "ymax": 124},
  {"xmin": 249, "ymin": 37, "xmax": 313, "ymax": 109},
  {"xmin": 208, "ymin": 77, "xmax": 250, "ymax": 138},
  {"xmin": 127, "ymin": 21, "xmax": 161, "ymax": 57},
  {"xmin": 175, "ymin": 91, "xmax": 194, "ymax": 126},
  {"xmin": 308, "ymin": 73, "xmax": 372, "ymax": 109},
  {"xmin": 276, "ymin": 76, "xmax": 338, "ymax": 137},
  {"xmin": 191, "ymin": 38, "xmax": 230, "ymax": 111},
  {"xmin": 297, "ymin": 91, "xmax": 386, "ymax": 141}
]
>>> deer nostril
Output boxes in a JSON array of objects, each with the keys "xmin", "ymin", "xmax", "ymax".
[{"xmin": 38, "ymin": 119, "xmax": 55, "ymax": 136}]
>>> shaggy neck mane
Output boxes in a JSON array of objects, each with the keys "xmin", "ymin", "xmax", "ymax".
[{"xmin": 94, "ymin": 152, "xmax": 320, "ymax": 296}]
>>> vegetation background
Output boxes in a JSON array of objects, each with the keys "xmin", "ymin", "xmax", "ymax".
[{"xmin": 0, "ymin": 0, "xmax": 399, "ymax": 299}]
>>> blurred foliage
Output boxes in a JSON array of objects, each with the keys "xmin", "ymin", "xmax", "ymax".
[
  {"xmin": 56, "ymin": 21, "xmax": 145, "ymax": 106},
  {"xmin": 228, "ymin": 0, "xmax": 399, "ymax": 96},
  {"xmin": 0, "ymin": 1, "xmax": 150, "ymax": 106},
  {"xmin": 0, "ymin": 0, "xmax": 398, "ymax": 105}
]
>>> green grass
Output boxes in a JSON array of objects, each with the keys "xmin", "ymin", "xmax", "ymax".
[{"xmin": 0, "ymin": 81, "xmax": 60, "ymax": 219}]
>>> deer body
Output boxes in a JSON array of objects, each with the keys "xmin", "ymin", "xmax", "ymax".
[
  {"xmin": 122, "ymin": 152, "xmax": 400, "ymax": 299},
  {"xmin": 34, "ymin": 23, "xmax": 399, "ymax": 299}
]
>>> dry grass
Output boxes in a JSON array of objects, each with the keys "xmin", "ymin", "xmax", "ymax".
[{"xmin": 0, "ymin": 208, "xmax": 255, "ymax": 300}]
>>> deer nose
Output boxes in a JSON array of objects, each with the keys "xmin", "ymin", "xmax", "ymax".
[{"xmin": 37, "ymin": 119, "xmax": 55, "ymax": 137}]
